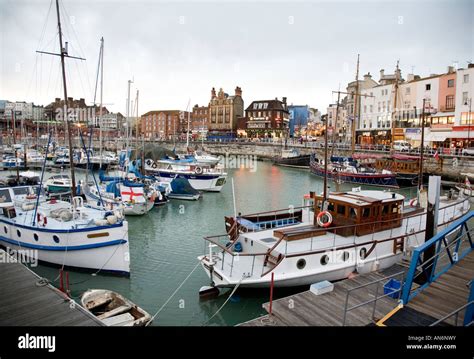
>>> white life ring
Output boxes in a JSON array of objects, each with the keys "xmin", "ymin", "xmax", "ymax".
[
  {"xmin": 152, "ymin": 162, "xmax": 157, "ymax": 169},
  {"xmin": 195, "ymin": 166, "xmax": 203, "ymax": 175},
  {"xmin": 317, "ymin": 211, "xmax": 332, "ymax": 228},
  {"xmin": 409, "ymin": 198, "xmax": 418, "ymax": 207}
]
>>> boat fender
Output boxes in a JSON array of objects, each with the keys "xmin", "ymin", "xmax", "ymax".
[
  {"xmin": 146, "ymin": 159, "xmax": 152, "ymax": 166},
  {"xmin": 151, "ymin": 162, "xmax": 157, "ymax": 169},
  {"xmin": 26, "ymin": 194, "xmax": 37, "ymax": 200},
  {"xmin": 195, "ymin": 166, "xmax": 203, "ymax": 175},
  {"xmin": 316, "ymin": 211, "xmax": 332, "ymax": 228},
  {"xmin": 409, "ymin": 198, "xmax": 418, "ymax": 207},
  {"xmin": 106, "ymin": 215, "xmax": 117, "ymax": 225}
]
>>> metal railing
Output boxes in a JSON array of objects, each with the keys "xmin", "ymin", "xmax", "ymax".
[
  {"xmin": 342, "ymin": 270, "xmax": 405, "ymax": 326},
  {"xmin": 429, "ymin": 300, "xmax": 474, "ymax": 327},
  {"xmin": 401, "ymin": 210, "xmax": 474, "ymax": 305}
]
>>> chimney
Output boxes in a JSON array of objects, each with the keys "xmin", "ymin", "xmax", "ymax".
[
  {"xmin": 282, "ymin": 97, "xmax": 287, "ymax": 107},
  {"xmin": 211, "ymin": 87, "xmax": 216, "ymax": 98},
  {"xmin": 407, "ymin": 74, "xmax": 415, "ymax": 82},
  {"xmin": 468, "ymin": 63, "xmax": 474, "ymax": 69},
  {"xmin": 363, "ymin": 72, "xmax": 372, "ymax": 81},
  {"xmin": 80, "ymin": 98, "xmax": 85, "ymax": 106},
  {"xmin": 380, "ymin": 69, "xmax": 385, "ymax": 80},
  {"xmin": 447, "ymin": 66, "xmax": 455, "ymax": 74},
  {"xmin": 235, "ymin": 86, "xmax": 242, "ymax": 97}
]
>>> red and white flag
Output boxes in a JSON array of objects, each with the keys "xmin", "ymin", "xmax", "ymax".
[
  {"xmin": 433, "ymin": 150, "xmax": 440, "ymax": 161},
  {"xmin": 120, "ymin": 185, "xmax": 145, "ymax": 203}
]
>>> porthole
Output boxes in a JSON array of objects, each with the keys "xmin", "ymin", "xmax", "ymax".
[
  {"xmin": 17, "ymin": 229, "xmax": 21, "ymax": 238},
  {"xmin": 320, "ymin": 255, "xmax": 329, "ymax": 266},
  {"xmin": 53, "ymin": 235, "xmax": 60, "ymax": 243},
  {"xmin": 4, "ymin": 226, "xmax": 7, "ymax": 234},
  {"xmin": 296, "ymin": 258, "xmax": 306, "ymax": 270},
  {"xmin": 360, "ymin": 247, "xmax": 367, "ymax": 260},
  {"xmin": 34, "ymin": 233, "xmax": 39, "ymax": 241},
  {"xmin": 342, "ymin": 251, "xmax": 350, "ymax": 262}
]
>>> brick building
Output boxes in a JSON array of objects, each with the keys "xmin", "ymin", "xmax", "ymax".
[{"xmin": 208, "ymin": 86, "xmax": 244, "ymax": 140}]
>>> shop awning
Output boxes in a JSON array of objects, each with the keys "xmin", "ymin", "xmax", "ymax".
[
  {"xmin": 427, "ymin": 133, "xmax": 448, "ymax": 142},
  {"xmin": 447, "ymin": 131, "xmax": 474, "ymax": 139}
]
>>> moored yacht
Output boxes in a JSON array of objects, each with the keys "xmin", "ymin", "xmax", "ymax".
[
  {"xmin": 198, "ymin": 188, "xmax": 469, "ymax": 288},
  {"xmin": 0, "ymin": 186, "xmax": 130, "ymax": 275},
  {"xmin": 145, "ymin": 158, "xmax": 227, "ymax": 192}
]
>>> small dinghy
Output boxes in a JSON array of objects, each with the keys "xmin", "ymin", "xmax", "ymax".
[{"xmin": 81, "ymin": 289, "xmax": 152, "ymax": 326}]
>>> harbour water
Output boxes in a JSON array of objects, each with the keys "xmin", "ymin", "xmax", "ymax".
[{"xmin": 17, "ymin": 162, "xmax": 420, "ymax": 326}]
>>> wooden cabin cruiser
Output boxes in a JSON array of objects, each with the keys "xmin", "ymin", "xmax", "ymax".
[
  {"xmin": 372, "ymin": 153, "xmax": 420, "ymax": 186},
  {"xmin": 0, "ymin": 186, "xmax": 130, "ymax": 275},
  {"xmin": 310, "ymin": 154, "xmax": 398, "ymax": 188},
  {"xmin": 198, "ymin": 188, "xmax": 469, "ymax": 288},
  {"xmin": 81, "ymin": 289, "xmax": 152, "ymax": 326},
  {"xmin": 273, "ymin": 148, "xmax": 310, "ymax": 168},
  {"xmin": 145, "ymin": 158, "xmax": 227, "ymax": 192}
]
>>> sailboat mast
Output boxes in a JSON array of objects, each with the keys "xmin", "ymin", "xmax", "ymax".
[
  {"xmin": 331, "ymin": 91, "xmax": 341, "ymax": 158},
  {"xmin": 99, "ymin": 37, "xmax": 104, "ymax": 168},
  {"xmin": 135, "ymin": 90, "xmax": 139, "ymax": 147},
  {"xmin": 186, "ymin": 99, "xmax": 191, "ymax": 149},
  {"xmin": 391, "ymin": 60, "xmax": 400, "ymax": 148},
  {"xmin": 323, "ymin": 108, "xmax": 329, "ymax": 204},
  {"xmin": 55, "ymin": 0, "xmax": 76, "ymax": 198},
  {"xmin": 351, "ymin": 54, "xmax": 360, "ymax": 154}
]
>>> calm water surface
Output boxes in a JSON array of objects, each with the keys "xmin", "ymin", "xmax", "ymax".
[{"xmin": 10, "ymin": 162, "xmax": 420, "ymax": 326}]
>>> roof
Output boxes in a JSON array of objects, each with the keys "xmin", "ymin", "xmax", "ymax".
[
  {"xmin": 246, "ymin": 99, "xmax": 289, "ymax": 113},
  {"xmin": 325, "ymin": 190, "xmax": 404, "ymax": 206}
]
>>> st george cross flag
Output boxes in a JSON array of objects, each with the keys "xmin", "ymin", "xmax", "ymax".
[
  {"xmin": 120, "ymin": 184, "xmax": 145, "ymax": 203},
  {"xmin": 433, "ymin": 150, "xmax": 440, "ymax": 161}
]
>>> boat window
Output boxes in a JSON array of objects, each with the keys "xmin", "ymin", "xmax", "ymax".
[
  {"xmin": 327, "ymin": 202, "xmax": 335, "ymax": 212},
  {"xmin": 13, "ymin": 187, "xmax": 29, "ymax": 196},
  {"xmin": 337, "ymin": 205, "xmax": 346, "ymax": 216},
  {"xmin": 4, "ymin": 226, "xmax": 7, "ymax": 234},
  {"xmin": 320, "ymin": 255, "xmax": 329, "ymax": 265},
  {"xmin": 342, "ymin": 251, "xmax": 350, "ymax": 262},
  {"xmin": 392, "ymin": 204, "xmax": 399, "ymax": 214},
  {"xmin": 53, "ymin": 235, "xmax": 60, "ymax": 243},
  {"xmin": 297, "ymin": 258, "xmax": 306, "ymax": 270},
  {"xmin": 0, "ymin": 189, "xmax": 12, "ymax": 203},
  {"xmin": 17, "ymin": 229, "xmax": 21, "ymax": 238},
  {"xmin": 362, "ymin": 207, "xmax": 371, "ymax": 218},
  {"xmin": 34, "ymin": 233, "xmax": 39, "ymax": 241},
  {"xmin": 360, "ymin": 247, "xmax": 367, "ymax": 259},
  {"xmin": 382, "ymin": 205, "xmax": 389, "ymax": 215},
  {"xmin": 350, "ymin": 207, "xmax": 358, "ymax": 219}
]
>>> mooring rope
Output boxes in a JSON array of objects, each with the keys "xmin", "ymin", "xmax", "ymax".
[
  {"xmin": 146, "ymin": 261, "xmax": 201, "ymax": 326},
  {"xmin": 204, "ymin": 273, "xmax": 249, "ymax": 326}
]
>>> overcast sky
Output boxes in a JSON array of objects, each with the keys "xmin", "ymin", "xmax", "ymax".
[{"xmin": 0, "ymin": 0, "xmax": 473, "ymax": 115}]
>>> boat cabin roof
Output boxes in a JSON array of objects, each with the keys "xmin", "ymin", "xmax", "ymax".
[{"xmin": 315, "ymin": 190, "xmax": 404, "ymax": 207}]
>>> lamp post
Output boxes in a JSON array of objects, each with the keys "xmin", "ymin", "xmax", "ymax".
[{"xmin": 466, "ymin": 98, "xmax": 472, "ymax": 148}]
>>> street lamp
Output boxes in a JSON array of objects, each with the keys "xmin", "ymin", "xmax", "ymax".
[{"xmin": 465, "ymin": 98, "xmax": 472, "ymax": 148}]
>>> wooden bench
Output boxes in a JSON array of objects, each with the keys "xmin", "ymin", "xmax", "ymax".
[
  {"xmin": 274, "ymin": 225, "xmax": 326, "ymax": 241},
  {"xmin": 101, "ymin": 312, "xmax": 135, "ymax": 326},
  {"xmin": 97, "ymin": 304, "xmax": 132, "ymax": 320}
]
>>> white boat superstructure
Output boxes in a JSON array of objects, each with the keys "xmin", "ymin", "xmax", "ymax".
[
  {"xmin": 145, "ymin": 158, "xmax": 227, "ymax": 192},
  {"xmin": 198, "ymin": 189, "xmax": 470, "ymax": 288},
  {"xmin": 0, "ymin": 186, "xmax": 130, "ymax": 275}
]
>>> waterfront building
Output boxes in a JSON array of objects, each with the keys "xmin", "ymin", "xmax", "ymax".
[
  {"xmin": 242, "ymin": 98, "xmax": 289, "ymax": 139},
  {"xmin": 140, "ymin": 110, "xmax": 182, "ymax": 140},
  {"xmin": 326, "ymin": 103, "xmax": 348, "ymax": 142},
  {"xmin": 208, "ymin": 86, "xmax": 244, "ymax": 140},
  {"xmin": 452, "ymin": 63, "xmax": 474, "ymax": 148},
  {"xmin": 191, "ymin": 104, "xmax": 209, "ymax": 139},
  {"xmin": 287, "ymin": 105, "xmax": 321, "ymax": 137}
]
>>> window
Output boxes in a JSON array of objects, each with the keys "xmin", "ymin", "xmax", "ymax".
[
  {"xmin": 327, "ymin": 202, "xmax": 335, "ymax": 212},
  {"xmin": 34, "ymin": 233, "xmax": 39, "ymax": 241},
  {"xmin": 360, "ymin": 247, "xmax": 367, "ymax": 259},
  {"xmin": 3, "ymin": 226, "xmax": 7, "ymax": 234},
  {"xmin": 426, "ymin": 84, "xmax": 431, "ymax": 91},
  {"xmin": 447, "ymin": 79, "xmax": 454, "ymax": 88},
  {"xmin": 464, "ymin": 74, "xmax": 469, "ymax": 83},
  {"xmin": 364, "ymin": 105, "xmax": 367, "ymax": 113},
  {"xmin": 17, "ymin": 229, "xmax": 21, "ymax": 238},
  {"xmin": 463, "ymin": 92, "xmax": 469, "ymax": 105},
  {"xmin": 350, "ymin": 207, "xmax": 358, "ymax": 219},
  {"xmin": 320, "ymin": 255, "xmax": 329, "ymax": 265},
  {"xmin": 369, "ymin": 105, "xmax": 373, "ymax": 113},
  {"xmin": 297, "ymin": 259, "xmax": 306, "ymax": 270},
  {"xmin": 342, "ymin": 251, "xmax": 350, "ymax": 262},
  {"xmin": 382, "ymin": 205, "xmax": 389, "ymax": 215},
  {"xmin": 53, "ymin": 235, "xmax": 60, "ymax": 243},
  {"xmin": 406, "ymin": 87, "xmax": 411, "ymax": 95},
  {"xmin": 362, "ymin": 208, "xmax": 371, "ymax": 218},
  {"xmin": 446, "ymin": 95, "xmax": 455, "ymax": 110},
  {"xmin": 337, "ymin": 205, "xmax": 346, "ymax": 216}
]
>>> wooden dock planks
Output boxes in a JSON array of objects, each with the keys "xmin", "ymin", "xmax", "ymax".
[{"xmin": 0, "ymin": 250, "xmax": 104, "ymax": 326}]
